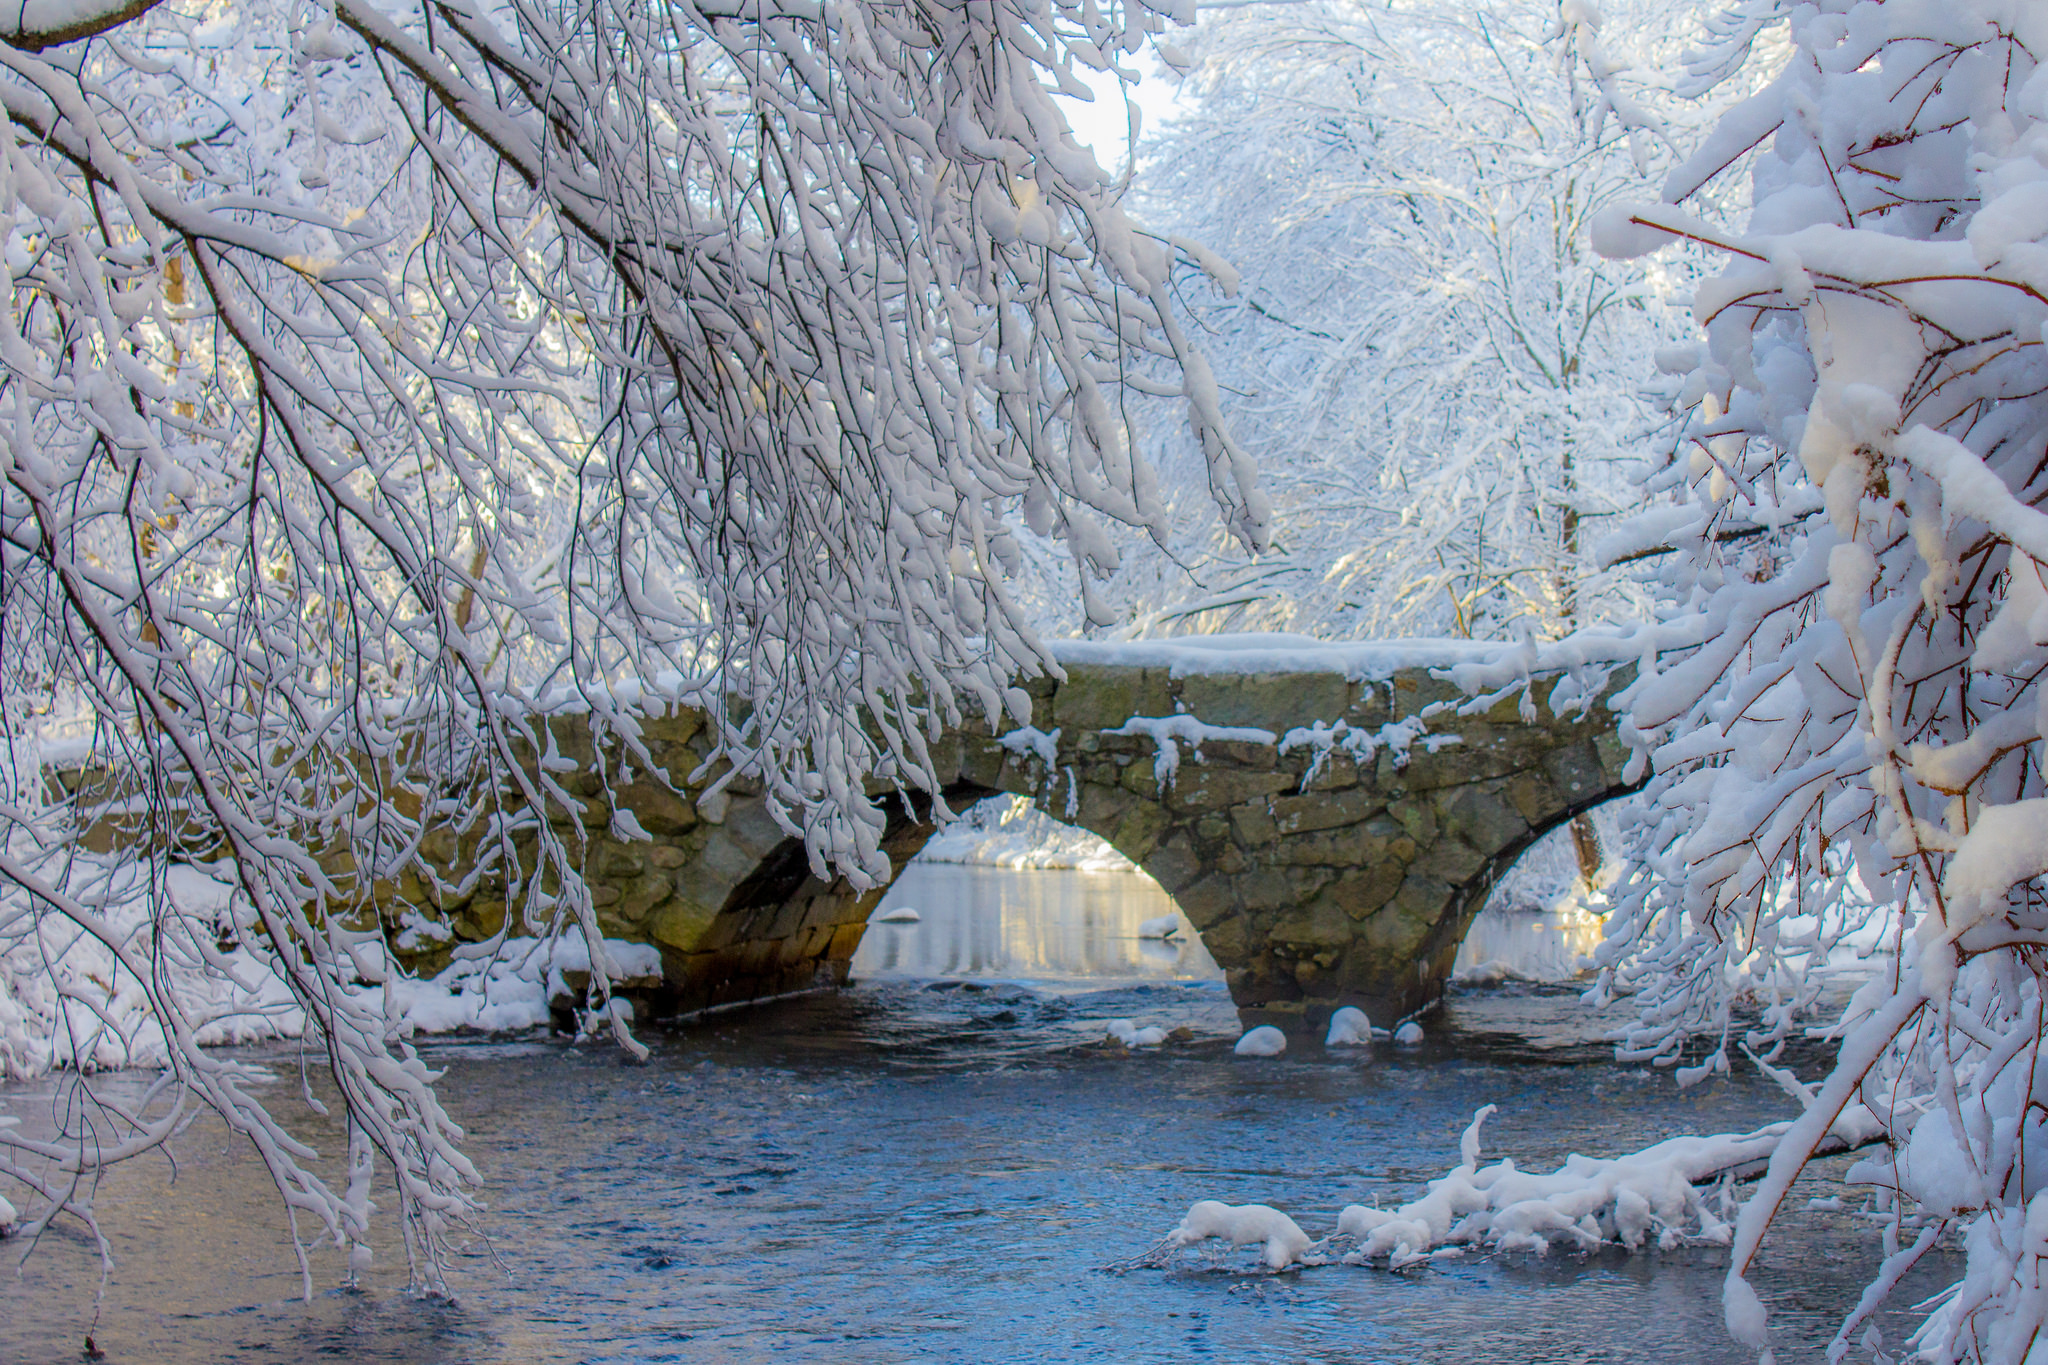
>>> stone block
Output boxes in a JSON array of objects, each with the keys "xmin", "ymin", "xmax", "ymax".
[
  {"xmin": 1234, "ymin": 869, "xmax": 1294, "ymax": 911},
  {"xmin": 1270, "ymin": 786, "xmax": 1385, "ymax": 836},
  {"xmin": 1594, "ymin": 731, "xmax": 1634, "ymax": 783},
  {"xmin": 1145, "ymin": 834, "xmax": 1201, "ymax": 893},
  {"xmin": 1328, "ymin": 859, "xmax": 1407, "ymax": 920},
  {"xmin": 611, "ymin": 778, "xmax": 698, "ymax": 837},
  {"xmin": 724, "ymin": 798, "xmax": 792, "ymax": 860},
  {"xmin": 1438, "ymin": 787, "xmax": 1530, "ymax": 857},
  {"xmin": 1075, "ymin": 780, "xmax": 1133, "ymax": 835},
  {"xmin": 649, "ymin": 894, "xmax": 721, "ymax": 951},
  {"xmin": 1175, "ymin": 874, "xmax": 1236, "ymax": 928},
  {"xmin": 1504, "ymin": 773, "xmax": 1563, "ymax": 826},
  {"xmin": 1269, "ymin": 899, "xmax": 1352, "ymax": 948},
  {"xmin": 587, "ymin": 842, "xmax": 648, "ymax": 881},
  {"xmin": 1196, "ymin": 739, "xmax": 1279, "ymax": 769},
  {"xmin": 1543, "ymin": 741, "xmax": 1608, "ymax": 801},
  {"xmin": 1417, "ymin": 837, "xmax": 1487, "ymax": 884},
  {"xmin": 1230, "ymin": 800, "xmax": 1278, "ymax": 846},
  {"xmin": 1109, "ymin": 802, "xmax": 1171, "ymax": 862},
  {"xmin": 463, "ymin": 898, "xmax": 510, "ymax": 939},
  {"xmin": 1196, "ymin": 912, "xmax": 1248, "ymax": 963},
  {"xmin": 1165, "ymin": 766, "xmax": 1295, "ymax": 814},
  {"xmin": 1051, "ymin": 665, "xmax": 1175, "ymax": 731},
  {"xmin": 1392, "ymin": 801, "xmax": 1438, "ymax": 845},
  {"xmin": 1180, "ymin": 671, "xmax": 1352, "ymax": 729}
]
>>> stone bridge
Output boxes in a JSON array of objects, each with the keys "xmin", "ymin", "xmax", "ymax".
[{"xmin": 469, "ymin": 641, "xmax": 1638, "ymax": 1039}]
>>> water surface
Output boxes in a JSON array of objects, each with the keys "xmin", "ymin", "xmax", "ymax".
[{"xmin": 0, "ymin": 866, "xmax": 1948, "ymax": 1364}]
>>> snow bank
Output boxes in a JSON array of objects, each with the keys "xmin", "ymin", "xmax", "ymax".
[
  {"xmin": 1325, "ymin": 1007, "xmax": 1373, "ymax": 1046},
  {"xmin": 0, "ymin": 858, "xmax": 662, "ymax": 1081},
  {"xmin": 1234, "ymin": 1025, "xmax": 1287, "ymax": 1056},
  {"xmin": 0, "ymin": 863, "xmax": 304, "ymax": 1080}
]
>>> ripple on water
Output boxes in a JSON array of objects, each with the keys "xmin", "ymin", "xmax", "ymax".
[{"xmin": 0, "ymin": 866, "xmax": 1948, "ymax": 1364}]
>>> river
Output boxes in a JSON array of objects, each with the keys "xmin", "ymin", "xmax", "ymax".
[{"xmin": 0, "ymin": 864, "xmax": 1952, "ymax": 1363}]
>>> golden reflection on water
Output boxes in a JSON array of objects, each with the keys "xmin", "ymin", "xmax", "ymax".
[
  {"xmin": 850, "ymin": 863, "xmax": 1222, "ymax": 982},
  {"xmin": 1454, "ymin": 903, "xmax": 1606, "ymax": 980},
  {"xmin": 854, "ymin": 862, "xmax": 1606, "ymax": 985}
]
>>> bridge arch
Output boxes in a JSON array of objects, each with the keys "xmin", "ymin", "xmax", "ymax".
[{"xmin": 610, "ymin": 659, "xmax": 1637, "ymax": 1036}]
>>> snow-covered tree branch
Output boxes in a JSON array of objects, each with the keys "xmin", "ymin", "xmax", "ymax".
[
  {"xmin": 0, "ymin": 0, "xmax": 1257, "ymax": 1285},
  {"xmin": 1566, "ymin": 1, "xmax": 2048, "ymax": 1356},
  {"xmin": 1069, "ymin": 0, "xmax": 1712, "ymax": 646}
]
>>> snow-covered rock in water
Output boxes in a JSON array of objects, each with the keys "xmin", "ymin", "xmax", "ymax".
[
  {"xmin": 1136, "ymin": 914, "xmax": 1181, "ymax": 940},
  {"xmin": 1106, "ymin": 1018, "xmax": 1168, "ymax": 1047},
  {"xmin": 0, "ymin": 1193, "xmax": 15, "ymax": 1229},
  {"xmin": 873, "ymin": 906, "xmax": 921, "ymax": 924},
  {"xmin": 1167, "ymin": 1200, "xmax": 1312, "ymax": 1270},
  {"xmin": 1393, "ymin": 1021, "xmax": 1424, "ymax": 1046},
  {"xmin": 1234, "ymin": 1025, "xmax": 1287, "ymax": 1057},
  {"xmin": 1326, "ymin": 1007, "xmax": 1372, "ymax": 1047}
]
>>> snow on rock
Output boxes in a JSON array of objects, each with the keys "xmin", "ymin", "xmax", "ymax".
[
  {"xmin": 1105, "ymin": 714, "xmax": 1278, "ymax": 791},
  {"xmin": 0, "ymin": 1193, "xmax": 15, "ymax": 1229},
  {"xmin": 1167, "ymin": 1200, "xmax": 1313, "ymax": 1270},
  {"xmin": 1325, "ymin": 1007, "xmax": 1373, "ymax": 1047},
  {"xmin": 1106, "ymin": 1018, "xmax": 1169, "ymax": 1047},
  {"xmin": 382, "ymin": 935, "xmax": 661, "ymax": 1037},
  {"xmin": 1234, "ymin": 1025, "xmax": 1287, "ymax": 1057},
  {"xmin": 1158, "ymin": 1103, "xmax": 1887, "ymax": 1276},
  {"xmin": 1393, "ymin": 1021, "xmax": 1425, "ymax": 1046},
  {"xmin": 1137, "ymin": 914, "xmax": 1182, "ymax": 940},
  {"xmin": 995, "ymin": 725, "xmax": 1061, "ymax": 770},
  {"xmin": 873, "ymin": 906, "xmax": 922, "ymax": 924},
  {"xmin": 1278, "ymin": 716, "xmax": 1460, "ymax": 784}
]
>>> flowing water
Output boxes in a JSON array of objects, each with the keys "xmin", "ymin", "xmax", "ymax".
[{"xmin": 1, "ymin": 865, "xmax": 1953, "ymax": 1363}]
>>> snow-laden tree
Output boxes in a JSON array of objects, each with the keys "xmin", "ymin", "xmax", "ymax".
[
  {"xmin": 1555, "ymin": 0, "xmax": 2048, "ymax": 1355},
  {"xmin": 1067, "ymin": 0, "xmax": 1706, "ymax": 647},
  {"xmin": 0, "ymin": 0, "xmax": 1260, "ymax": 1287}
]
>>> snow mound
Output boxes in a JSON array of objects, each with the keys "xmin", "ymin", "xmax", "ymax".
[
  {"xmin": 915, "ymin": 795, "xmax": 1135, "ymax": 871},
  {"xmin": 1393, "ymin": 1021, "xmax": 1424, "ymax": 1046},
  {"xmin": 1168, "ymin": 1200, "xmax": 1312, "ymax": 1270},
  {"xmin": 0, "ymin": 857, "xmax": 663, "ymax": 1080},
  {"xmin": 1234, "ymin": 1025, "xmax": 1287, "ymax": 1057},
  {"xmin": 873, "ymin": 906, "xmax": 921, "ymax": 924},
  {"xmin": 1325, "ymin": 1007, "xmax": 1373, "ymax": 1047},
  {"xmin": 1137, "ymin": 914, "xmax": 1181, "ymax": 940},
  {"xmin": 1106, "ymin": 1018, "xmax": 1168, "ymax": 1047}
]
